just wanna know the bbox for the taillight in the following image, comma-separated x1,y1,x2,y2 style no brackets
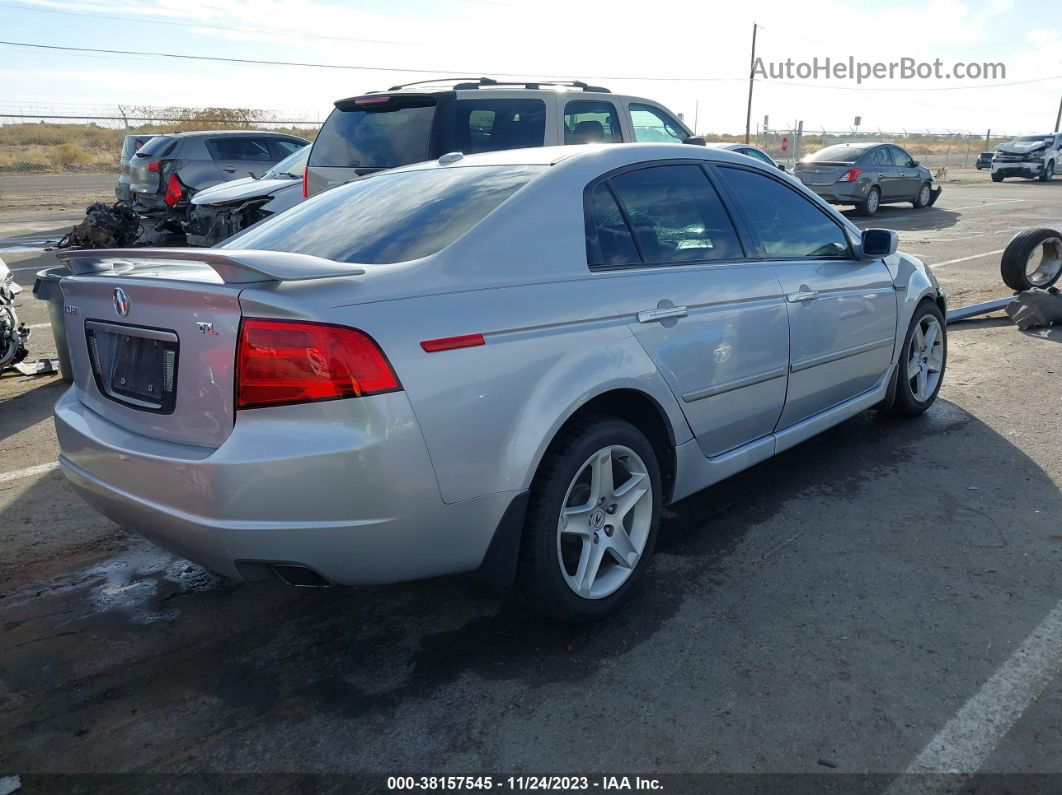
163,173,183,207
302,165,309,199
236,319,400,410
837,168,863,183
146,159,160,173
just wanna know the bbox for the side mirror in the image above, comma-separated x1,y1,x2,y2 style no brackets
777,162,787,172
683,136,707,146
909,160,919,168
861,228,898,259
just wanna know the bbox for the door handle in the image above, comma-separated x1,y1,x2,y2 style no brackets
222,166,236,173
786,291,819,303
878,172,886,177
637,306,688,323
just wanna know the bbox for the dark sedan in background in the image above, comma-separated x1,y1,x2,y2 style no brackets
793,142,937,216
976,151,996,170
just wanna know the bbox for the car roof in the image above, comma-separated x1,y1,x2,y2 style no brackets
155,130,308,140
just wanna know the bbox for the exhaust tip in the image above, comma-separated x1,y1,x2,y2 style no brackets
270,564,332,588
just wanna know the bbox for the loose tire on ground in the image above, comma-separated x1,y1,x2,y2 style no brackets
518,416,662,623
883,299,946,417
1000,228,1062,291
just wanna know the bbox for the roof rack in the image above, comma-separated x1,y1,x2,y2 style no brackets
381,77,610,93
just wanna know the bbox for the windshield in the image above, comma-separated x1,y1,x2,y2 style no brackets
803,144,868,163
309,101,436,169
225,165,544,264
1012,135,1053,144
263,145,310,179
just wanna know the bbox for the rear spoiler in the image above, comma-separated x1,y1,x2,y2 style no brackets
55,248,365,284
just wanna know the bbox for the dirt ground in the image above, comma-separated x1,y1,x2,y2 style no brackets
0,171,1060,790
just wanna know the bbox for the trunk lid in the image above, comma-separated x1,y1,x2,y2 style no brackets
56,249,363,449
794,161,851,185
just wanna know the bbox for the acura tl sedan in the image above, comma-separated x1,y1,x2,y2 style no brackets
794,142,938,216
54,144,947,622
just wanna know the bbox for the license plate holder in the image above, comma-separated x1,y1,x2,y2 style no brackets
109,334,166,404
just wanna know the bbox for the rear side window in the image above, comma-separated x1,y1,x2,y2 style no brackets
629,104,685,144
741,147,774,165
718,166,850,258
309,101,436,169
225,165,544,264
135,136,177,157
586,164,743,267
455,99,546,154
864,147,890,167
586,183,640,267
564,101,622,144
209,138,273,161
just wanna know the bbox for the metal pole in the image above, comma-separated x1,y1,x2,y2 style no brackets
744,22,757,145
1055,95,1061,132
694,100,699,135
985,128,991,149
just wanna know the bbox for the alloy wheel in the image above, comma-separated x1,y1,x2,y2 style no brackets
907,314,944,402
1025,236,1062,287
918,184,931,206
867,189,879,214
557,445,653,600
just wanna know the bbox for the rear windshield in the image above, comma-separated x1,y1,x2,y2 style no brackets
135,136,178,157
225,165,544,264
309,101,436,169
804,145,867,163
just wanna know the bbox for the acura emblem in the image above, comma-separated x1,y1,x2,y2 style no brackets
113,287,130,317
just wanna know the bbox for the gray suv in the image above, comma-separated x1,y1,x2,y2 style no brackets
128,130,309,222
306,77,698,196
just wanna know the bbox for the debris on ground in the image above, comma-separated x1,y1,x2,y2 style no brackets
1006,287,1062,330
13,357,61,377
53,201,142,249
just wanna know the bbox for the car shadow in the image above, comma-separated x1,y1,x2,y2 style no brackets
0,374,65,439
843,205,961,232
949,314,1062,343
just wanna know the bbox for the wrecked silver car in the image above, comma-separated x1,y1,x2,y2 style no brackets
183,145,309,246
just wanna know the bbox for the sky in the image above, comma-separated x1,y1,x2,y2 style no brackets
0,0,1059,135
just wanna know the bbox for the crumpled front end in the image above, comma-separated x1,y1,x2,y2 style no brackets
184,198,272,247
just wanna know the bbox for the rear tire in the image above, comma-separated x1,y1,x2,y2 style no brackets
1000,228,1062,291
912,182,932,209
856,186,880,216
518,416,662,623
884,300,946,417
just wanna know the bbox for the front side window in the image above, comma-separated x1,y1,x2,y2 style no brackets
629,104,685,144
272,138,305,159
889,146,914,167
226,165,544,264
718,166,850,259
600,164,743,265
564,101,622,144
455,99,546,154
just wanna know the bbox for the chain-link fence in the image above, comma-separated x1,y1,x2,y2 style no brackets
0,107,322,176
744,129,1015,171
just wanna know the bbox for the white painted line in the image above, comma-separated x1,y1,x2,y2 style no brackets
945,200,1025,212
894,599,1062,783
11,263,52,272
930,249,1006,269
0,461,59,484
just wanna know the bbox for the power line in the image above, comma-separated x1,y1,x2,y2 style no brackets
0,2,417,47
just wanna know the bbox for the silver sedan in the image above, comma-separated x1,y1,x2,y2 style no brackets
54,143,946,622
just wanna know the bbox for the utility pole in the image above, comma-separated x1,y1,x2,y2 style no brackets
744,22,758,145
1055,95,1061,132
985,128,991,149
694,100,699,135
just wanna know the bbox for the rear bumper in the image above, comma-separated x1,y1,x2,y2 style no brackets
54,387,514,585
801,182,869,205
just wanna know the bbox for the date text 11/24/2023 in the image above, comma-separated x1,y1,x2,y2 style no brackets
386,776,664,791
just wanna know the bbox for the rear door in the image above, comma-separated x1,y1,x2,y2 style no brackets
206,137,275,181
863,146,898,199
587,162,790,458
715,165,897,429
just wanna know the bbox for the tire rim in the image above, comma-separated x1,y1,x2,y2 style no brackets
907,314,944,402
557,445,652,600
1026,236,1062,287
867,189,879,213
919,184,931,206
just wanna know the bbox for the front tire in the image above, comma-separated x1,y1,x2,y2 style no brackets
992,172,1004,182
518,416,662,623
1039,161,1054,182
856,186,880,216
912,181,932,208
885,300,946,417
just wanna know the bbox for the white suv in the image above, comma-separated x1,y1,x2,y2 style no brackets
991,133,1060,182
304,77,698,196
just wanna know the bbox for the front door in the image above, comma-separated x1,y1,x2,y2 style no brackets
713,164,898,428
584,163,790,458
890,145,922,199
864,145,900,200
